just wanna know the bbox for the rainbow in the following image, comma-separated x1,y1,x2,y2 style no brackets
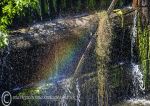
36,34,89,83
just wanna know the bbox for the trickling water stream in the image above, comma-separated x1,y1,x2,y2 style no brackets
115,10,150,106
131,63,145,97
76,79,81,106
60,79,72,106
131,10,145,97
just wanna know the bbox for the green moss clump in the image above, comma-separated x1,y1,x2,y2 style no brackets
138,15,150,90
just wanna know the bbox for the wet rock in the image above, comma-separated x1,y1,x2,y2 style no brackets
0,14,99,91
9,14,98,49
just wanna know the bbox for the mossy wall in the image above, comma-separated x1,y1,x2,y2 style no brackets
138,24,150,90
103,9,137,104
96,11,132,105
136,2,150,90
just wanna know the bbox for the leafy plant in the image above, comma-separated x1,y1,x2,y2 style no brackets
0,0,39,48
0,31,8,48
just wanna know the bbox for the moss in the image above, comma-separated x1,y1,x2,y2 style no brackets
137,15,150,90
96,11,112,106
113,9,124,27
18,88,42,96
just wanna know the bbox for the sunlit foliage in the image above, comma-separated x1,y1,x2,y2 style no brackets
0,0,129,48
0,0,39,48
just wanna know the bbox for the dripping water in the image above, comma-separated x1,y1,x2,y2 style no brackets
131,63,145,97
114,9,150,106
76,79,80,106
131,10,137,63
59,78,81,106
131,10,145,97
60,78,74,106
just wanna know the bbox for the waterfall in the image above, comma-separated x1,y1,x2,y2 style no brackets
76,79,80,106
60,78,73,106
59,78,81,106
60,95,68,106
132,63,145,97
115,9,150,106
131,10,137,63
131,10,145,97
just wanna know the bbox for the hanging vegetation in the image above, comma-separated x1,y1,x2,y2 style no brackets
0,0,127,49
138,24,150,90
137,13,150,90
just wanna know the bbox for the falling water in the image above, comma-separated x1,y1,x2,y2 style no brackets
131,10,145,97
76,79,80,106
131,10,137,63
131,63,145,97
59,78,81,106
114,9,150,106
60,95,68,106
60,78,74,106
